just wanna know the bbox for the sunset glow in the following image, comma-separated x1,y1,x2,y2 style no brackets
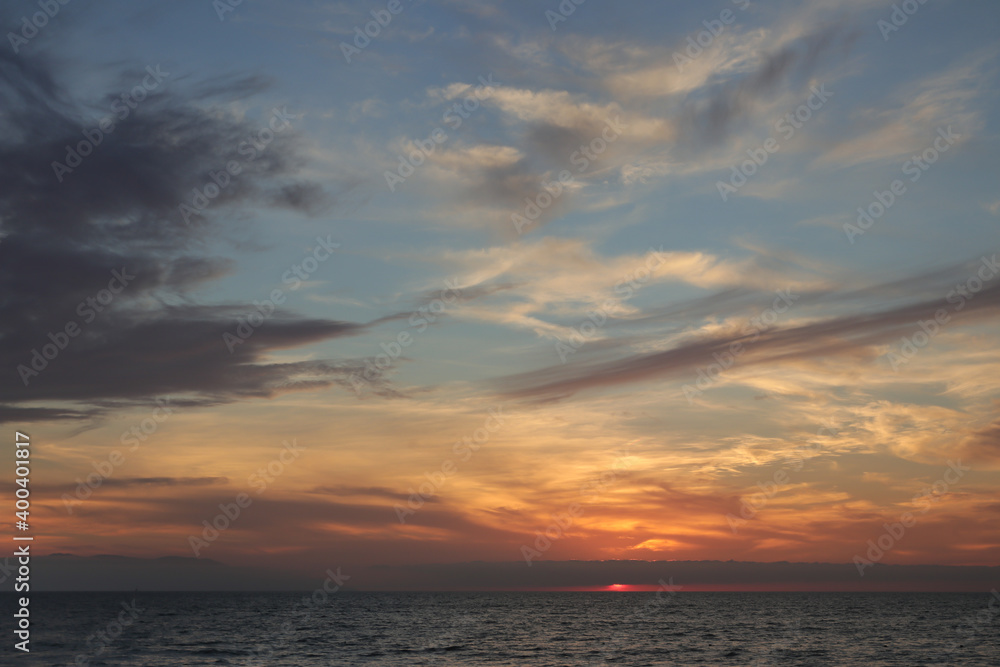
1,0,998,595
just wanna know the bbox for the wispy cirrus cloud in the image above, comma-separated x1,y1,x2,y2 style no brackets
815,52,993,169
494,261,1000,403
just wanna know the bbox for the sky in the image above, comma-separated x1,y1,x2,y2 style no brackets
1,0,999,591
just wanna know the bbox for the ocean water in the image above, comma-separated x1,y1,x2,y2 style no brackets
7,591,999,666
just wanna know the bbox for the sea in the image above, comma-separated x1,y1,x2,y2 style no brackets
6,592,999,666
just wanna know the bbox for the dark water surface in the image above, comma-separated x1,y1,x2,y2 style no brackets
5,591,999,666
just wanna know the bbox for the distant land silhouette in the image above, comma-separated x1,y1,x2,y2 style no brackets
7,555,998,592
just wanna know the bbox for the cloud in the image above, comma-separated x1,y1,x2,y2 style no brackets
0,52,378,416
404,237,831,340
308,485,422,502
674,22,859,150
815,53,991,169
956,419,1000,465
0,405,98,424
494,262,1000,402
10,477,230,494
415,18,859,233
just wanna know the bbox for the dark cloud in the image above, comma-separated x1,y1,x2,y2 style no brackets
525,123,590,163
0,52,379,419
447,154,577,238
95,476,230,488
677,23,859,149
308,485,423,502
49,489,524,561
957,419,1000,464
0,405,97,423
6,477,230,496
